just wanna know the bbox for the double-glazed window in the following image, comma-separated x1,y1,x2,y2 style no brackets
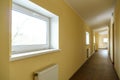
12,3,50,54
11,0,59,61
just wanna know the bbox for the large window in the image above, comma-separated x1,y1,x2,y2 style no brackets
11,0,59,61
12,3,50,54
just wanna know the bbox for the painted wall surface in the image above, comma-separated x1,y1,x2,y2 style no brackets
10,0,94,80
90,29,94,55
98,34,108,49
114,0,120,78
109,17,114,62
93,32,97,52
95,32,99,51
0,0,11,80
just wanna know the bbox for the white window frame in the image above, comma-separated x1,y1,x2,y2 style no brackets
12,3,50,54
11,0,59,61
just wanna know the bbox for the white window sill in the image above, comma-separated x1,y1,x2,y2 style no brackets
10,49,61,61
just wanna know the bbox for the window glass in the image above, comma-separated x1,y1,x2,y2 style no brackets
103,38,108,43
11,0,59,60
12,4,50,54
12,10,48,45
86,32,90,45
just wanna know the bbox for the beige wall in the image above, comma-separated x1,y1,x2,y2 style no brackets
9,0,94,80
114,0,120,78
98,34,108,49
0,0,11,80
94,32,99,51
90,28,94,55
109,17,114,62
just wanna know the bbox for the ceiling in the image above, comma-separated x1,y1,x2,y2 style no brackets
94,26,108,34
64,0,116,32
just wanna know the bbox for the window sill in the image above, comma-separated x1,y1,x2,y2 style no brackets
10,49,61,61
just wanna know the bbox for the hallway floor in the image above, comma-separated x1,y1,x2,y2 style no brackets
70,49,119,80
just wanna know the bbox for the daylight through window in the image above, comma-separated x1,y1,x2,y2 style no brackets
12,3,50,54
86,32,90,45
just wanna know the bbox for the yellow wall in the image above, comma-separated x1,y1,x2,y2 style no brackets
94,32,99,51
0,0,11,80
114,0,120,78
5,0,94,80
109,17,114,62
89,28,94,56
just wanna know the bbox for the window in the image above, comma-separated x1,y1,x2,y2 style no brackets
12,4,50,54
93,36,95,43
11,0,59,61
103,38,108,43
86,32,90,45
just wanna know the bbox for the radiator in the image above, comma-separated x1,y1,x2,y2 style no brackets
34,64,58,80
87,48,90,58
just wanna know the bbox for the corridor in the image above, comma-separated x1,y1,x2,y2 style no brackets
2,0,120,80
70,49,119,80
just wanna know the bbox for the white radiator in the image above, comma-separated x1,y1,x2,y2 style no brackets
34,64,58,80
87,48,91,58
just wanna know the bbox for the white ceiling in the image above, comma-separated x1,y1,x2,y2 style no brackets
94,26,108,34
99,31,108,35
64,0,116,30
